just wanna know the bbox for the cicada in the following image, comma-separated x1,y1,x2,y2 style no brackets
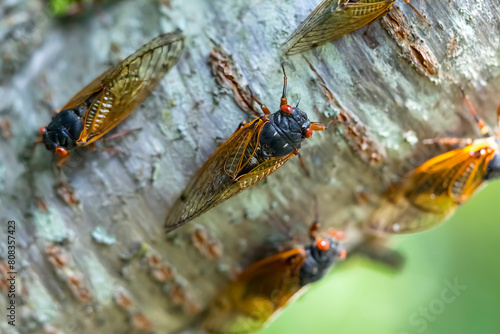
367,94,500,235
281,0,426,56
164,66,326,232
203,228,346,334
40,31,185,165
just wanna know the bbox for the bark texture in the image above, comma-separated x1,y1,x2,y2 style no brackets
1,0,500,333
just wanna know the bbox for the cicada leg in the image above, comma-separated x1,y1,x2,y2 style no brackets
308,200,321,241
297,153,311,177
355,234,404,270
56,153,70,167
236,120,249,130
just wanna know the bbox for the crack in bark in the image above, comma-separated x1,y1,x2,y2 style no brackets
382,6,439,77
303,57,386,165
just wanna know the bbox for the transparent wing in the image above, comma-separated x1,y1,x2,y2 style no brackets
368,141,496,234
165,118,266,232
60,31,185,145
204,249,306,334
408,143,495,211
282,0,393,55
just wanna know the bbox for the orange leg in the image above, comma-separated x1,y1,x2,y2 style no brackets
309,199,320,241
297,153,311,177
310,122,326,131
55,154,70,167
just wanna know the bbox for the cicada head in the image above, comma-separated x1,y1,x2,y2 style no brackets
485,139,500,180
299,237,345,286
41,108,84,156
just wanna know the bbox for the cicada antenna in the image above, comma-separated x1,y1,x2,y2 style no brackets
308,197,320,241
281,63,288,107
461,88,491,137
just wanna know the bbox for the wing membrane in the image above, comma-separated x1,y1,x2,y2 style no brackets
165,118,296,232
369,141,497,234
204,249,306,334
282,0,394,55
60,31,185,145
165,119,266,231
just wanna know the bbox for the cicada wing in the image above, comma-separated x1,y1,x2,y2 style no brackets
368,142,497,234
204,249,306,334
408,143,496,211
164,119,267,232
65,31,185,145
282,0,393,55
225,119,264,177
232,153,295,190
60,68,113,111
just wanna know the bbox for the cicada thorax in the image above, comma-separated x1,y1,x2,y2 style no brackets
234,107,312,177
259,107,312,156
203,235,345,334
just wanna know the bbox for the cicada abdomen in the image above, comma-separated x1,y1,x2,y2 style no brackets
164,66,326,232
40,31,185,165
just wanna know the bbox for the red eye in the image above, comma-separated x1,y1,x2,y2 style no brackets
316,239,329,251
339,249,347,260
280,105,293,114
55,147,68,156
305,128,313,138
40,126,47,135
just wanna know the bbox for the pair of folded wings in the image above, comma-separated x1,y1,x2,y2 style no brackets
60,31,185,145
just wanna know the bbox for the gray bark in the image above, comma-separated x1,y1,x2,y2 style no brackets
1,0,499,333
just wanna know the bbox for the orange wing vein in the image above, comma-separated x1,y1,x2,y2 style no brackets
60,31,185,145
282,0,394,55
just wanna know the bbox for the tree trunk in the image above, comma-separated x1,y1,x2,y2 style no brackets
1,0,499,333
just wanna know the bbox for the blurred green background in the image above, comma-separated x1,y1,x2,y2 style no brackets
260,181,500,334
